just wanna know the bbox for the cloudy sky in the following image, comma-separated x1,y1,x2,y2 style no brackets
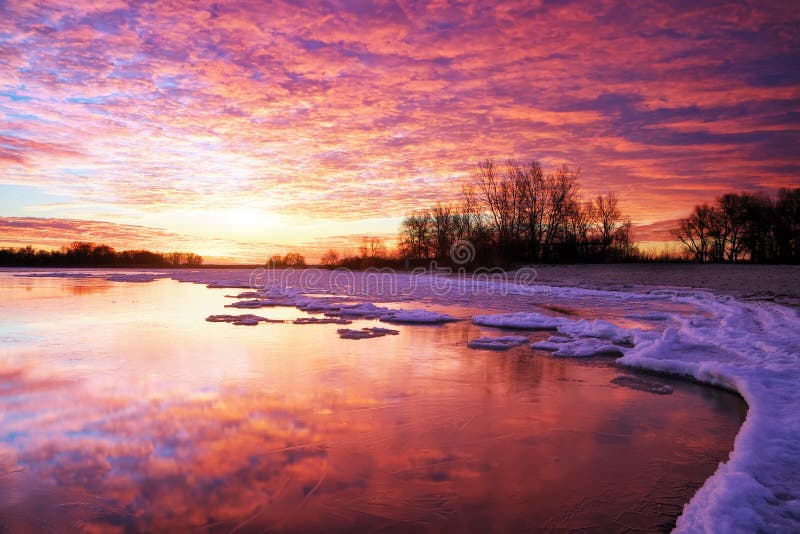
1,0,798,262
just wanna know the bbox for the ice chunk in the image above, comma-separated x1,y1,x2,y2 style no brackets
558,319,634,344
532,336,624,357
296,299,351,312
225,296,297,308
293,317,352,325
225,299,277,309
610,374,673,395
337,327,399,340
328,302,391,318
467,335,529,351
474,312,633,343
530,340,561,352
379,309,459,324
472,312,561,330
205,314,284,326
226,291,261,299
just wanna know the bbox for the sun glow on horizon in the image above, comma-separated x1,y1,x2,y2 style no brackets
0,0,797,259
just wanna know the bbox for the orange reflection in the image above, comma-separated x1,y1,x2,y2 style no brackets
0,274,745,531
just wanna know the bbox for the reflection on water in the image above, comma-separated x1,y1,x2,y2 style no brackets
0,273,746,532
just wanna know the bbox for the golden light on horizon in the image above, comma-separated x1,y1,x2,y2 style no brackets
0,0,797,261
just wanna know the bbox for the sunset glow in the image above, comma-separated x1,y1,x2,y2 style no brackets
1,0,798,261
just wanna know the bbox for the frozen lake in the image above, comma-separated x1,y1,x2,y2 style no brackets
0,270,747,531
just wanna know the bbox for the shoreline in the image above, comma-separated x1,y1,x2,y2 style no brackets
519,263,800,306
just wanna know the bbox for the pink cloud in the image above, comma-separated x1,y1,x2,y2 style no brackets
0,0,797,245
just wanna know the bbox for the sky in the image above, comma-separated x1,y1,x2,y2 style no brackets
1,0,798,262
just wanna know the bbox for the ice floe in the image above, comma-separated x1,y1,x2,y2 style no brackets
337,327,399,340
531,336,625,357
225,299,278,309
205,314,284,326
327,302,392,318
472,311,561,330
474,311,633,344
467,335,529,351
379,309,459,324
293,317,352,325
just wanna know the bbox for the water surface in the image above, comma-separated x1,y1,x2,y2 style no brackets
0,272,746,532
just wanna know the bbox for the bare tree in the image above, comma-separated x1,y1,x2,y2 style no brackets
673,204,713,262
475,159,518,259
566,199,594,257
431,203,456,259
595,192,621,259
541,165,579,259
515,160,546,260
320,249,340,267
718,193,747,262
775,188,800,262
399,210,432,258
359,237,387,259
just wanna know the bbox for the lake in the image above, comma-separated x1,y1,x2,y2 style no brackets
0,270,746,532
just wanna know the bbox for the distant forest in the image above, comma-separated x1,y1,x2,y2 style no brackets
673,188,800,264
0,242,203,267
312,160,799,269
397,159,636,266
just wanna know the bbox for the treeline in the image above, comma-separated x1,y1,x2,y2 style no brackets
318,237,399,269
0,242,203,267
673,188,800,263
398,159,637,266
267,252,307,268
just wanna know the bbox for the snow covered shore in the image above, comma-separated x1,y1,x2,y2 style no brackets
11,266,800,531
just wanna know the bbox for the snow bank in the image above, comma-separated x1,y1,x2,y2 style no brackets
474,290,800,531
468,335,529,351
617,297,800,533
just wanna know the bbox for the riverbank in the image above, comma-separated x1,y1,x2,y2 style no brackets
523,263,800,305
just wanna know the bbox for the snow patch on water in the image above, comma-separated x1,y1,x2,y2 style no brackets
531,336,625,357
292,317,352,325
467,335,529,351
328,302,392,318
337,327,399,340
206,314,284,326
474,311,633,344
472,311,561,330
380,309,459,324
